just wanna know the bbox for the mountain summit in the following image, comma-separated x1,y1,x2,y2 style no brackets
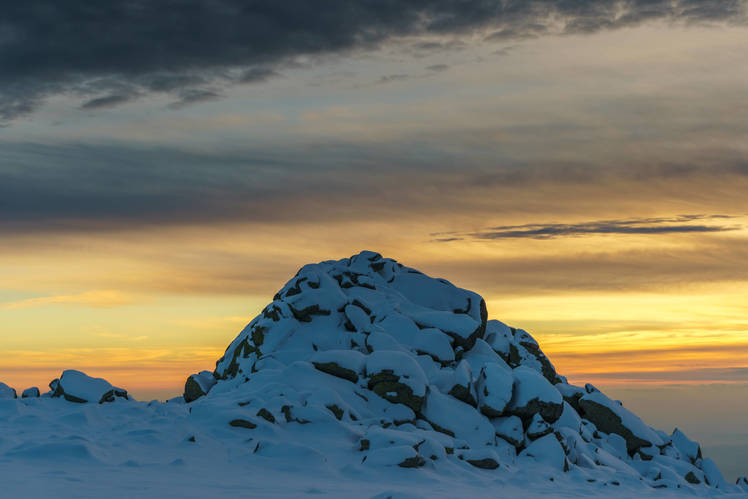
183,251,739,492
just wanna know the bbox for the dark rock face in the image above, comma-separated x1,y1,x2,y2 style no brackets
577,399,651,454
21,387,40,398
513,397,564,424
313,362,359,383
466,457,499,470
398,455,426,468
367,372,424,413
184,371,217,403
229,419,257,429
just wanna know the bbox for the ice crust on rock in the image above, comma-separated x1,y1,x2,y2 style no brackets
2,251,743,497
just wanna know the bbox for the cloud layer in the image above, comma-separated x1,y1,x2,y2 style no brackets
2,0,746,122
433,215,742,240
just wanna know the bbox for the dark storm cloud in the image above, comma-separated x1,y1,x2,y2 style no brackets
1,137,747,236
1,0,746,122
464,216,740,240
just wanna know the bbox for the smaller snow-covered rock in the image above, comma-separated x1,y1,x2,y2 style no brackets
0,382,17,399
443,360,476,406
458,448,500,469
184,371,217,403
366,351,427,412
53,370,128,403
526,413,552,440
21,387,40,398
344,303,372,332
492,416,524,448
422,386,495,447
552,401,582,432
475,363,513,418
413,328,455,363
737,476,748,491
507,366,563,423
699,457,730,489
520,433,567,472
671,428,701,462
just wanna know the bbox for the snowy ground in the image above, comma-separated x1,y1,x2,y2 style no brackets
2,397,743,499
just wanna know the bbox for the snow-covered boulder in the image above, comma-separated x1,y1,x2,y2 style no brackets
526,413,552,440
52,370,128,403
475,363,513,418
184,370,217,403
699,457,730,489
578,390,663,454
443,360,476,406
21,387,40,398
520,433,567,471
0,382,17,399
492,415,524,448
365,351,427,412
737,476,748,491
671,428,701,462
507,366,563,423
421,386,494,447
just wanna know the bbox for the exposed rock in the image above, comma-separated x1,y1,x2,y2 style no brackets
21,387,40,398
229,419,257,429
578,391,663,454
184,370,217,403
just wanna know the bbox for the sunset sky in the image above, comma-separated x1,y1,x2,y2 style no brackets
1,0,748,478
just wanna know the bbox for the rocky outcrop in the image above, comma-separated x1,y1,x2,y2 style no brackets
51,370,128,403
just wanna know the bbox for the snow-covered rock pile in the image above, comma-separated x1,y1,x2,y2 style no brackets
179,251,743,492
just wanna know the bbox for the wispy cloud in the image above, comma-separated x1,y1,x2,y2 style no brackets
446,215,741,241
3,290,136,310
